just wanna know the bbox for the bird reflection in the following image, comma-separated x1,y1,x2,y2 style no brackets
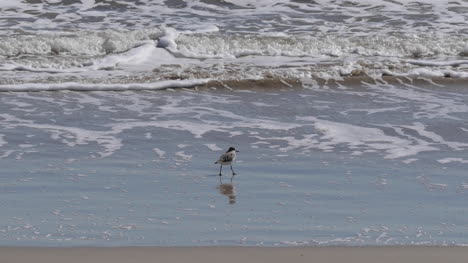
217,177,236,204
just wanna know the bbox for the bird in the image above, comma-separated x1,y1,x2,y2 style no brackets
215,146,239,176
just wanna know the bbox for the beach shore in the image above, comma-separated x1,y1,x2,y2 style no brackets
2,247,467,263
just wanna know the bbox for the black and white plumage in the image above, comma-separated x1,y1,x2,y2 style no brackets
215,147,239,176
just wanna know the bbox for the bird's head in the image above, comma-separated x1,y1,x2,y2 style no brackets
227,147,239,153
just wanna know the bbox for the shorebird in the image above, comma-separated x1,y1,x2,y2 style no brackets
215,146,239,176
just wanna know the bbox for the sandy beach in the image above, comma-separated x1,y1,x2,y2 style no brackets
2,246,468,263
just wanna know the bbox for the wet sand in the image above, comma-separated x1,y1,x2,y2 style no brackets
1,87,468,246
2,247,468,263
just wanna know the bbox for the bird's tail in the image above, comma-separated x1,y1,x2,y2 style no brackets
214,161,218,164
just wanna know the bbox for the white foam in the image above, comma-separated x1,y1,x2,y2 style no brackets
0,0,26,9
0,79,210,92
175,151,192,161
157,26,179,50
401,122,468,151
405,59,468,67
153,148,166,159
108,120,220,139
383,68,468,78
362,81,468,120
204,144,222,151
0,150,14,159
0,29,164,57
341,106,405,115
2,24,468,86
181,25,220,35
437,158,468,164
296,116,438,159
461,44,468,56
0,64,81,74
91,41,162,70
403,158,418,164
251,102,275,107
30,124,121,158
0,113,120,158
80,0,95,10
426,183,448,191
0,134,6,147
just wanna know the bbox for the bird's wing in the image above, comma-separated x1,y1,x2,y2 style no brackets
215,153,224,164
222,153,233,162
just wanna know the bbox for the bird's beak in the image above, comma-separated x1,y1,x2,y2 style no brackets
236,150,239,152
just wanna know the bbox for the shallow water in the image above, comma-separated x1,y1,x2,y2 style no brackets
1,0,467,247
0,79,467,246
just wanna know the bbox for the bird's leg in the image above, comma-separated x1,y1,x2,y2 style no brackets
219,165,222,176
230,165,236,176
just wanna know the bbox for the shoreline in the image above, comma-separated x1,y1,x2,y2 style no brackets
1,75,467,93
2,246,468,263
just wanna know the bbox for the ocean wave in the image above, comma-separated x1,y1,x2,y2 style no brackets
0,79,210,92
1,26,467,91
0,29,164,57
174,33,468,59
1,0,466,35
1,75,467,92
1,28,466,60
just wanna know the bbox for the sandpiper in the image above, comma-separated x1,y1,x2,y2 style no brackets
215,147,239,176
